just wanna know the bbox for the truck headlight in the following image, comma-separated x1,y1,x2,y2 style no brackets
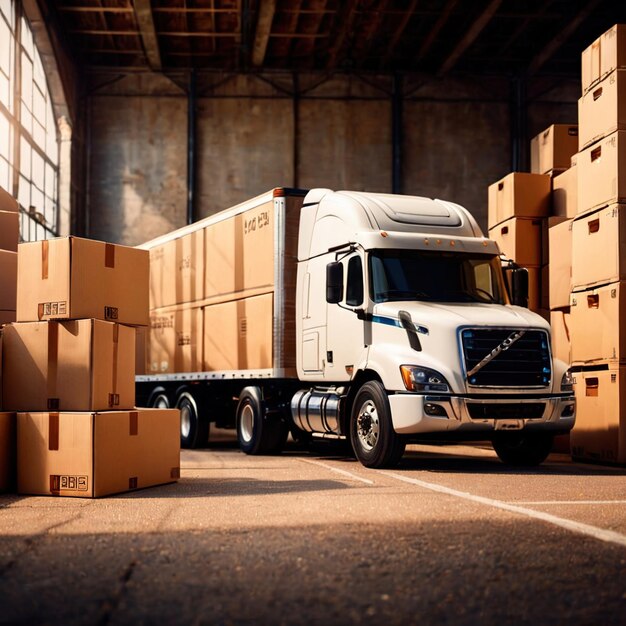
561,369,574,392
400,365,450,393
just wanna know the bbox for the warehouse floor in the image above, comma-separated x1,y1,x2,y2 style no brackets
1,436,625,625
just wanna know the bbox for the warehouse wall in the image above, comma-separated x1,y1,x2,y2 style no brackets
84,72,578,246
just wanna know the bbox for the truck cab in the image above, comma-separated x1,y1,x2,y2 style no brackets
293,189,575,467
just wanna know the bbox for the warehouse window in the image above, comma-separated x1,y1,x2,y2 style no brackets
0,0,60,242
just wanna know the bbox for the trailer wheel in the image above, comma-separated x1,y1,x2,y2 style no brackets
177,391,209,449
236,387,287,455
149,391,170,409
492,433,553,466
350,381,405,468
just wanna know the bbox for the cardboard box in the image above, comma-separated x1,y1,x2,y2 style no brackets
0,412,16,492
2,320,135,411
577,131,626,215
571,204,626,290
0,249,17,311
548,219,572,309
0,211,19,252
17,237,149,326
579,70,626,150
570,282,626,365
0,311,15,326
0,187,18,213
17,409,181,497
550,309,571,365
148,304,202,374
581,25,626,94
487,173,551,229
572,366,626,465
530,125,578,174
203,292,273,371
149,229,204,309
488,217,545,267
551,166,577,219
205,200,275,301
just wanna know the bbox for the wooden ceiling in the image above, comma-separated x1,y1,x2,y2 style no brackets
46,0,625,77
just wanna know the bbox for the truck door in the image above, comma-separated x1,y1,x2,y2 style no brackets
325,252,368,381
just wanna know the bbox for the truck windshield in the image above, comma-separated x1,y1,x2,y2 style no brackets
369,249,507,304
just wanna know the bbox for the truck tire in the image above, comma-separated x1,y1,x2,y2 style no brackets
148,389,170,409
492,433,553,466
177,390,209,449
350,381,405,468
236,387,287,455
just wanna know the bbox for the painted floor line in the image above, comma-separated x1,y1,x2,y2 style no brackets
299,459,375,485
383,471,626,548
509,500,626,506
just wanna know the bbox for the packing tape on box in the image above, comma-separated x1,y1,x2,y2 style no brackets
41,240,49,280
48,413,59,451
105,243,115,269
109,324,119,407
47,322,59,410
129,411,138,436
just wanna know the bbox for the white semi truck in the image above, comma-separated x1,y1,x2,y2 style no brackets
136,187,575,468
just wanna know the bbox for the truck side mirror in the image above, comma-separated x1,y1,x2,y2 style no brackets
326,262,344,304
511,268,529,307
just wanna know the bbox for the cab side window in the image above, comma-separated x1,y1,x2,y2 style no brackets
346,256,364,306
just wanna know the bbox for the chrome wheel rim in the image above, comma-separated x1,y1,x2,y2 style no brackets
154,394,169,409
240,403,254,443
180,404,191,439
356,400,379,451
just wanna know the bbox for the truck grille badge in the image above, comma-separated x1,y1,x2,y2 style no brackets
466,330,526,378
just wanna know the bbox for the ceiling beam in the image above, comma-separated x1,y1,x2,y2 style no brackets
382,0,419,66
416,0,459,62
356,0,391,67
252,0,277,66
526,0,602,76
438,0,502,75
133,0,162,70
326,0,359,70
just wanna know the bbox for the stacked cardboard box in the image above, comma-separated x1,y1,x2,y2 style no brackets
487,172,551,316
570,24,626,465
0,187,19,491
1,236,181,497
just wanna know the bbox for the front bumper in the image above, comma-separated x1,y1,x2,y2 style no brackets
389,392,575,435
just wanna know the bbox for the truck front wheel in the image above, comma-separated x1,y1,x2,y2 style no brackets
350,381,405,468
236,387,287,455
492,432,553,466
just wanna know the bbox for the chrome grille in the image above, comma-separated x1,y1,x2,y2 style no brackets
461,328,551,388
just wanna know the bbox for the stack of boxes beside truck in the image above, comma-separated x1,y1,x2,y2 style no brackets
0,188,19,493
569,24,626,464
0,235,180,497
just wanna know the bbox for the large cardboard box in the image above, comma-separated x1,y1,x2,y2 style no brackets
204,201,275,301
17,409,181,497
487,172,551,229
572,366,626,465
2,320,135,411
17,237,149,326
570,282,626,365
0,187,18,213
0,249,17,312
203,292,273,371
149,230,204,309
571,204,626,290
577,131,626,215
0,211,19,252
0,412,16,492
579,70,626,150
530,125,578,174
148,304,202,374
552,166,577,219
488,217,544,267
550,309,571,365
581,24,626,94
548,219,572,309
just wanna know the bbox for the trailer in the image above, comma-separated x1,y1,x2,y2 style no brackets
136,187,575,468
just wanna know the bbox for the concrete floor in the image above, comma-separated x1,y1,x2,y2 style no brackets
1,435,625,625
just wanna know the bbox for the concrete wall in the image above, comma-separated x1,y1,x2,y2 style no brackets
85,72,578,245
